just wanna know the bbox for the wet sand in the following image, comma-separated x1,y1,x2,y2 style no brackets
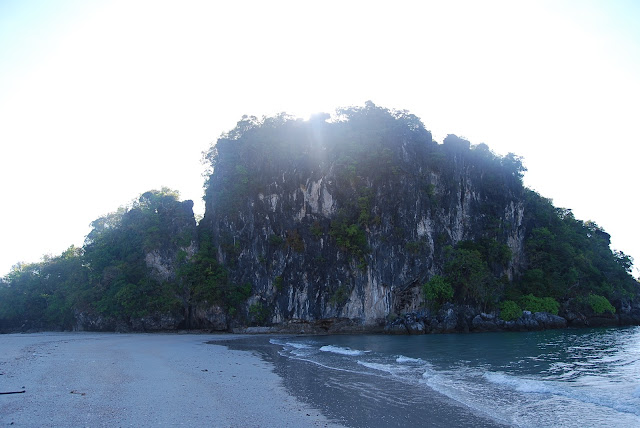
225,337,509,428
0,332,342,427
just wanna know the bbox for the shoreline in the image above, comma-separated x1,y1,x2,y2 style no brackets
221,335,509,428
5,304,629,336
0,332,343,427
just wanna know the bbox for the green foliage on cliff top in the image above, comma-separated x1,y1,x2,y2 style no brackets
202,102,436,213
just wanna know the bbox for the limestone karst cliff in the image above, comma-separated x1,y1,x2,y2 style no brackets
1,103,638,333
197,103,639,332
200,106,527,328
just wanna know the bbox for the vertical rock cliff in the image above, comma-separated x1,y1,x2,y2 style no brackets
200,104,528,327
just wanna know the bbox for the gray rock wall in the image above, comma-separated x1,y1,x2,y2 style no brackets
202,139,526,327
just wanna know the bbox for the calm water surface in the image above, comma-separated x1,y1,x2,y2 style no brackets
249,327,640,427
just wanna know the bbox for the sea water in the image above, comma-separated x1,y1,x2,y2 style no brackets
259,327,640,427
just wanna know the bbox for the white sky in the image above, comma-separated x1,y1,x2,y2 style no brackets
1,0,639,277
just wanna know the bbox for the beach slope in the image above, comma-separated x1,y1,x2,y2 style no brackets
0,332,341,427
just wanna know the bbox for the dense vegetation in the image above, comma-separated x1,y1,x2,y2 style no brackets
0,188,246,330
504,190,636,317
1,103,638,331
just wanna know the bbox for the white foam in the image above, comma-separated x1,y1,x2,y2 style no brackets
357,361,401,374
396,355,424,364
421,370,435,380
483,371,640,416
288,356,371,376
286,342,312,349
319,345,367,356
270,339,314,354
483,372,554,394
292,349,313,357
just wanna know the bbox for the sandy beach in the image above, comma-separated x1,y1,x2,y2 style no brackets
0,332,342,427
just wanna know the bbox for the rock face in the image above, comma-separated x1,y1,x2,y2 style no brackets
385,307,568,334
200,111,527,329
533,312,568,329
617,299,640,325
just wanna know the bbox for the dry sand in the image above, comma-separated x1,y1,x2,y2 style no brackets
0,332,343,427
